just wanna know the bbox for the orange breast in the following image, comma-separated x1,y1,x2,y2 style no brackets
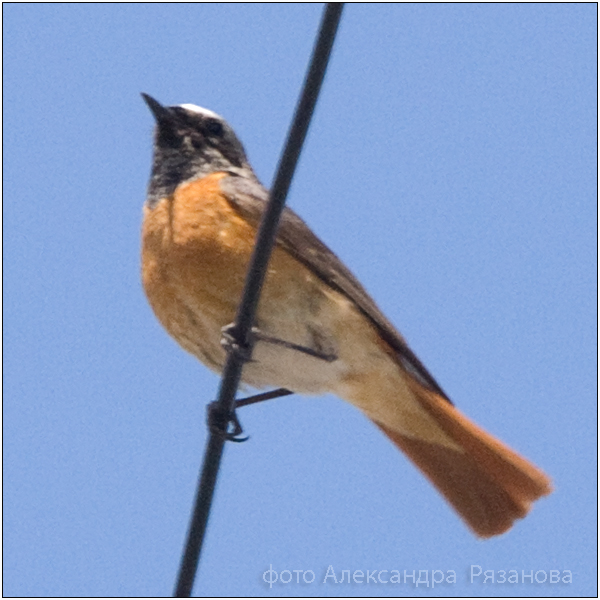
141,173,259,369
141,172,330,375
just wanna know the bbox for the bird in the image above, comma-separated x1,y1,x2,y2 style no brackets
140,93,552,538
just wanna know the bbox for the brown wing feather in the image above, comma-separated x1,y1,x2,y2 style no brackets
219,174,451,401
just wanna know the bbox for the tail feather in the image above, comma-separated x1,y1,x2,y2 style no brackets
373,379,552,538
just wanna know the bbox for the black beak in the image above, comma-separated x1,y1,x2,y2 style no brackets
141,93,173,123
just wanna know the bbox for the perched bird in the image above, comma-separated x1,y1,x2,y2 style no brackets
141,94,552,538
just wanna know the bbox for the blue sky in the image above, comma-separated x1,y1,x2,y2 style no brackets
4,4,596,597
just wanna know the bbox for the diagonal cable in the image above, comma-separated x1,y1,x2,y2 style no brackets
173,4,344,597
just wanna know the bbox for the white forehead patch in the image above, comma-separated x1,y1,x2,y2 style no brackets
178,103,222,120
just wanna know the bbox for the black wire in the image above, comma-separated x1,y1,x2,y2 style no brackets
173,4,344,597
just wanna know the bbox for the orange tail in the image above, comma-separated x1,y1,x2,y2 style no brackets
373,378,552,538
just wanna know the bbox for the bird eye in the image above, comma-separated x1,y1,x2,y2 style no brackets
205,119,223,136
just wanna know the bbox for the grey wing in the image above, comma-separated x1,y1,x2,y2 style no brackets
220,174,452,403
